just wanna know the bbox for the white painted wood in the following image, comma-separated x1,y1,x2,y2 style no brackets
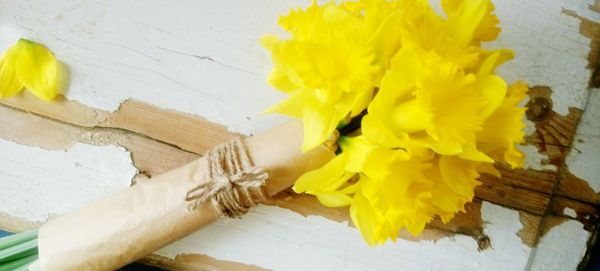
566,89,600,192
157,202,532,271
491,0,597,116
490,0,599,171
0,138,135,223
1,0,596,137
0,0,301,135
529,220,590,271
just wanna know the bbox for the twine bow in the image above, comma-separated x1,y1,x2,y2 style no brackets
185,138,269,218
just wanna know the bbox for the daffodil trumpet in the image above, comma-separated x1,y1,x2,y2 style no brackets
263,0,528,245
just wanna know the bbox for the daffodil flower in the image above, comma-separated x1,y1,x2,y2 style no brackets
477,81,528,168
0,39,60,101
399,0,501,69
364,46,488,156
262,2,380,151
269,0,528,246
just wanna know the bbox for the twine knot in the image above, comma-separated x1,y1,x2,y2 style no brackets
185,138,269,218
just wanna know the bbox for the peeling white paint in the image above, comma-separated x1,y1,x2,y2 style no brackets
529,220,590,271
0,138,135,223
567,89,600,193
0,0,303,135
156,202,531,271
1,0,597,136
518,144,557,171
491,0,598,116
563,207,578,218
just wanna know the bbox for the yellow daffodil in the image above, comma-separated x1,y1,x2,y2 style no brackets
0,39,59,101
293,136,373,207
477,81,528,168
441,0,501,44
270,0,528,246
426,155,481,223
262,2,379,151
364,46,488,156
400,0,500,69
343,0,408,82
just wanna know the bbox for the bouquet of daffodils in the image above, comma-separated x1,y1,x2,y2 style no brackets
261,0,527,245
0,0,527,269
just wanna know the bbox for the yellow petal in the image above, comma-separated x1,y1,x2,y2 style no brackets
259,35,278,50
458,144,494,163
350,188,380,246
362,114,408,149
477,49,514,77
478,163,501,178
302,105,341,152
262,89,316,118
367,10,404,80
293,154,349,193
0,47,24,98
477,74,507,118
316,192,353,207
338,136,375,172
443,0,487,45
392,99,433,133
438,156,481,199
478,81,528,168
349,87,374,117
14,39,59,101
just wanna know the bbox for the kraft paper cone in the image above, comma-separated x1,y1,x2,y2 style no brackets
37,121,334,270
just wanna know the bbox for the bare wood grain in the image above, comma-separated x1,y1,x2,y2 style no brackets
141,254,271,271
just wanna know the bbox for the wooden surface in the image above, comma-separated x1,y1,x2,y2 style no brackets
0,0,599,270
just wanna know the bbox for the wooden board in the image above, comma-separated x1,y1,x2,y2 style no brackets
0,0,599,270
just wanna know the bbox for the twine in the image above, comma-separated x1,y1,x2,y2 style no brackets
185,138,269,218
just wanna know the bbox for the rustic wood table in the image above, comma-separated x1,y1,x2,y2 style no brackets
0,0,599,270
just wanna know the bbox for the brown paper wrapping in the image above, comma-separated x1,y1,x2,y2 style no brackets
37,121,334,271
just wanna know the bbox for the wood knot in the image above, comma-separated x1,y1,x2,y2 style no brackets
477,235,491,252
526,86,553,122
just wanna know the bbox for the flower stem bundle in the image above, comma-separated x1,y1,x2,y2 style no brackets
0,230,38,270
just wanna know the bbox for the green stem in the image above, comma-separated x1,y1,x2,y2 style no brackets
0,238,37,263
338,110,367,136
0,254,38,271
0,230,37,251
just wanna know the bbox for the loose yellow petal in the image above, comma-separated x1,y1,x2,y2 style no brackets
0,47,24,98
14,39,59,101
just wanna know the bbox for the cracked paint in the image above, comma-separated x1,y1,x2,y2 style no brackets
0,138,136,223
566,89,600,194
529,219,590,271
